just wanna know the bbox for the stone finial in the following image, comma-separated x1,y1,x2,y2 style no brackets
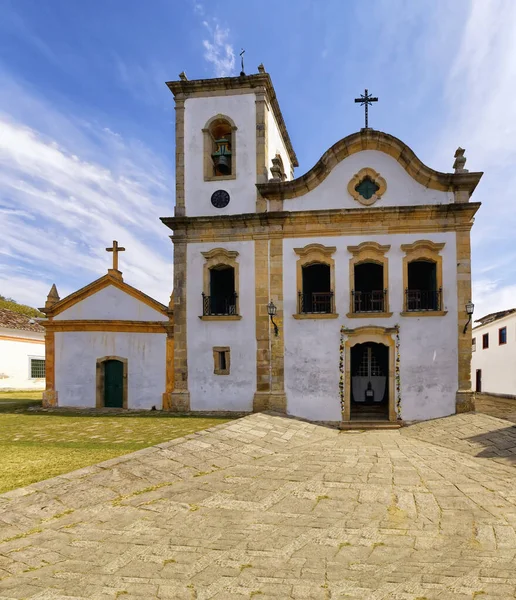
257,63,266,74
270,155,286,182
179,71,188,81
45,284,60,310
168,293,174,310
453,147,469,173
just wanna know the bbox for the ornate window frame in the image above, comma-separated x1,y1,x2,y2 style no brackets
347,242,391,318
401,240,447,317
293,243,338,319
347,167,387,206
200,248,241,321
340,325,398,422
96,356,128,409
203,114,237,182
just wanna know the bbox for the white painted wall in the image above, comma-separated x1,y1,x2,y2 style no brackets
55,331,166,408
184,94,257,217
186,241,256,411
55,285,167,321
471,313,516,395
267,103,292,180
0,329,45,390
285,150,454,212
283,232,458,422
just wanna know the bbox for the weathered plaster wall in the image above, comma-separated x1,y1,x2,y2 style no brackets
184,94,257,217
187,241,256,411
267,104,292,180
286,150,454,212
55,331,166,408
0,329,45,390
283,232,458,422
472,314,516,395
55,285,167,321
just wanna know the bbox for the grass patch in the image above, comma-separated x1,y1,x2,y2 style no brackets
0,391,233,494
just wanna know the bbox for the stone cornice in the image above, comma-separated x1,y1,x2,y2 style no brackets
255,129,483,200
161,203,481,241
166,73,298,168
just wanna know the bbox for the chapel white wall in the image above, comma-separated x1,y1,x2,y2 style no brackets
184,94,257,217
0,329,45,390
186,241,256,411
55,285,167,321
283,232,458,422
285,150,454,212
471,314,516,395
54,331,166,408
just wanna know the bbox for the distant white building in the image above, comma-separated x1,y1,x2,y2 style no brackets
0,308,45,390
471,309,516,397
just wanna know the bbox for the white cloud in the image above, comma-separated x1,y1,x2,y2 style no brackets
202,20,235,77
0,71,174,308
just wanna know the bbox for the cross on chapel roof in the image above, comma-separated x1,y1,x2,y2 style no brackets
106,240,125,280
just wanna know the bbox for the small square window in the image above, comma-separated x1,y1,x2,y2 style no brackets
472,338,476,352
30,358,45,379
499,327,507,345
213,347,230,375
482,333,489,349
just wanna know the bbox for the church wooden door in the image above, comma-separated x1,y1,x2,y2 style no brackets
104,360,124,408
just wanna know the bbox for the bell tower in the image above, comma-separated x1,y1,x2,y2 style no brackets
166,67,298,218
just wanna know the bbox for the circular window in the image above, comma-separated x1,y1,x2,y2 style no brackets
211,189,230,209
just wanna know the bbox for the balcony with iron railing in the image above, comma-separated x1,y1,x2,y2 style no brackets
351,289,387,313
405,288,442,312
298,291,334,314
202,292,238,316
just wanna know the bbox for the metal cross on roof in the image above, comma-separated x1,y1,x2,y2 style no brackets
106,240,125,271
354,89,378,129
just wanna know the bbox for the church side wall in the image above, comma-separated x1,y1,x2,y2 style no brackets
283,232,458,422
267,105,292,180
54,286,168,321
285,151,454,212
471,315,516,395
0,330,45,390
54,331,166,409
184,94,257,217
186,241,256,411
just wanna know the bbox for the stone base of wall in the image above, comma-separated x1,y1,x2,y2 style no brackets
42,390,58,408
456,390,475,413
253,392,287,413
475,391,516,402
162,391,190,412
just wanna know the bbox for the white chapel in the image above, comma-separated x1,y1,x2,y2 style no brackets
42,67,483,425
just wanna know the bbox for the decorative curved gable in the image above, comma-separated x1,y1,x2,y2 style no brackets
256,129,483,201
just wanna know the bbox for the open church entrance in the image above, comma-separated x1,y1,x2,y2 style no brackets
350,342,389,420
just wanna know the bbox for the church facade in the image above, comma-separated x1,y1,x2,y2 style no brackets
43,68,483,424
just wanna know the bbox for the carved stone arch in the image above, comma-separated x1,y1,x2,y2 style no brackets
96,356,128,409
203,114,238,181
340,325,398,422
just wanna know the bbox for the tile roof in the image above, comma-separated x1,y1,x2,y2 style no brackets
0,308,45,333
474,308,516,327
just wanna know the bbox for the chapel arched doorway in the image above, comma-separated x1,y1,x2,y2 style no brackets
96,356,128,409
350,342,389,420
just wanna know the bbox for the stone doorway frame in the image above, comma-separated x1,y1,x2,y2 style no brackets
341,325,398,422
96,356,128,409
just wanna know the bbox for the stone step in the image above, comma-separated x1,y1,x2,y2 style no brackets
339,420,403,430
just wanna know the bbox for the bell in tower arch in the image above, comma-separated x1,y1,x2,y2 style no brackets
212,137,232,176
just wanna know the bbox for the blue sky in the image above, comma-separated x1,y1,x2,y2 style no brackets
0,0,514,318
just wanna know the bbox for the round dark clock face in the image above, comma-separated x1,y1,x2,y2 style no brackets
211,189,230,209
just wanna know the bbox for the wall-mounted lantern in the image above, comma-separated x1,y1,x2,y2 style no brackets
463,300,474,334
267,301,279,337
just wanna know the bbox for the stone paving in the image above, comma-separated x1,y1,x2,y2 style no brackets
0,412,516,599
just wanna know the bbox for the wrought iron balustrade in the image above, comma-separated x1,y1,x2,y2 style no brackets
298,291,334,314
352,289,387,313
202,292,238,316
405,288,442,311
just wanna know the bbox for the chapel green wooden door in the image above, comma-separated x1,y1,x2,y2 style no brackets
104,360,124,408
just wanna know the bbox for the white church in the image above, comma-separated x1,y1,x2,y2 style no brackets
41,67,483,425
